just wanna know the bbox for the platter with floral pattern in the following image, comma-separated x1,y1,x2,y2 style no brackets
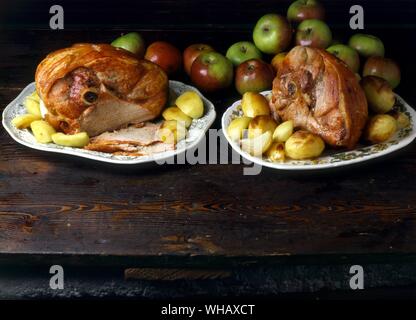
2,81,216,165
222,91,416,170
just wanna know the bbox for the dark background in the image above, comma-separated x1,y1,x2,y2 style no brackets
0,0,415,105
1,0,415,30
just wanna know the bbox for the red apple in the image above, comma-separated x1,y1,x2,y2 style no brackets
190,52,233,92
145,41,182,75
183,44,215,76
363,56,401,89
235,59,275,95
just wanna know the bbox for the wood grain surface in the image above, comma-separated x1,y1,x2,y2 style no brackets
0,3,416,268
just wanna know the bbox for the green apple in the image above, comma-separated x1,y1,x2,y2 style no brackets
111,32,145,58
226,41,262,66
348,34,385,58
253,14,292,54
327,44,360,73
295,19,332,48
287,0,325,23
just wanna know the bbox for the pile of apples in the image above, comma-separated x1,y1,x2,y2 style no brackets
111,0,401,106
107,0,409,162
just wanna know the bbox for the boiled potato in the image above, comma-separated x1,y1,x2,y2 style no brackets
29,91,40,102
52,132,90,148
361,76,395,114
162,106,192,128
24,96,41,117
11,114,41,129
285,130,325,160
241,131,272,157
364,114,397,144
227,116,251,141
175,91,204,119
241,92,270,117
392,111,410,129
265,142,285,162
273,120,294,142
158,120,187,144
30,120,56,143
248,115,277,139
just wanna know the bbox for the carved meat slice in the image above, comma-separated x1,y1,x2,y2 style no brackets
90,122,161,146
85,122,174,156
270,46,368,148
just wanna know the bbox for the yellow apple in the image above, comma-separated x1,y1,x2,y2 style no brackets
175,91,204,119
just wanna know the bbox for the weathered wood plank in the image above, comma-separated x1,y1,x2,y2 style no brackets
0,25,416,267
0,130,415,260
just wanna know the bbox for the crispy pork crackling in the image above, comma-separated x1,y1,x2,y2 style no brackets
35,43,168,137
270,46,368,148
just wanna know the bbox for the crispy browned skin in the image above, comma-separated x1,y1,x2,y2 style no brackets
35,43,168,137
270,46,368,148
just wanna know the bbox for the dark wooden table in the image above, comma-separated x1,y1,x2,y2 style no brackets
1,0,416,298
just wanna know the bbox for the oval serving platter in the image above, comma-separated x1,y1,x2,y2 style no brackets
222,91,416,170
2,80,216,165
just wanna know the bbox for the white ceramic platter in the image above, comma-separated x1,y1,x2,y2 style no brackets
222,91,416,170
2,80,216,165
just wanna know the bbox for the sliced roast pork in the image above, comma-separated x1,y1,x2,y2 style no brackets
85,122,174,156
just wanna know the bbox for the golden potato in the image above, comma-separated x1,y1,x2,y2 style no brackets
158,120,187,144
52,132,90,148
248,115,277,139
162,106,192,128
265,142,285,162
227,116,251,141
29,91,40,103
11,114,41,129
30,120,56,143
241,131,272,157
285,130,325,160
392,111,410,129
273,120,294,142
175,91,204,119
24,96,41,117
241,92,270,117
364,114,397,144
